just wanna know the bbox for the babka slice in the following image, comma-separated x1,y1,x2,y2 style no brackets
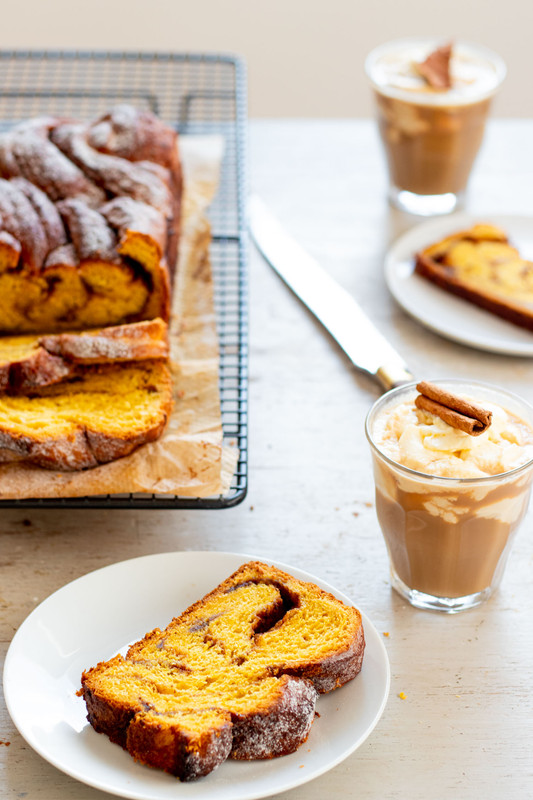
0,361,173,470
79,561,365,781
0,106,182,333
0,318,169,392
414,223,533,331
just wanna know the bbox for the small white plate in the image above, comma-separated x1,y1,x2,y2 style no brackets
3,551,390,800
385,213,533,355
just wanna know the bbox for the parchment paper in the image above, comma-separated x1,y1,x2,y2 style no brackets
0,136,239,500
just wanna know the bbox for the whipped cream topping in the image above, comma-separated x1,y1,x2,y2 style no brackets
373,397,533,479
365,40,506,105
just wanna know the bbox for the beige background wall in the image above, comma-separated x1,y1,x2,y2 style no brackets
2,0,531,117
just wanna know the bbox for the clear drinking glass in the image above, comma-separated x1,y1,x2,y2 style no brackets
365,381,533,613
365,39,506,216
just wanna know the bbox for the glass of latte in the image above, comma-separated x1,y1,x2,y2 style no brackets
365,39,506,216
366,380,533,613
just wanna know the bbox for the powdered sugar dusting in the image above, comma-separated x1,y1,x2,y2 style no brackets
10,176,66,252
230,676,317,760
87,105,178,171
101,196,166,250
2,121,105,205
0,105,178,333
0,178,48,268
57,198,117,262
51,122,172,212
40,319,168,362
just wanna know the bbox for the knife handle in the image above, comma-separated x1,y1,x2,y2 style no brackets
376,364,415,393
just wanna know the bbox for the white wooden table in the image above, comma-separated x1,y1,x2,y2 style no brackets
1,119,533,799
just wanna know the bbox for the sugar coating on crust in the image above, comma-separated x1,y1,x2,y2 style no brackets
40,319,169,363
51,122,172,212
10,176,66,253
230,675,317,760
57,198,118,263
4,119,106,205
0,106,180,334
0,319,169,398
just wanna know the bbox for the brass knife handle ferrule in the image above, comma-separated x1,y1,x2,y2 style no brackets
376,364,415,393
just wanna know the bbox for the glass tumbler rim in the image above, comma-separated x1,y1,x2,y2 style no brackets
364,37,507,105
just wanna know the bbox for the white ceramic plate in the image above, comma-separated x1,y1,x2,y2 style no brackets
3,551,390,800
385,213,533,355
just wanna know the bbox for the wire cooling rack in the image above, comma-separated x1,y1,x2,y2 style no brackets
0,50,248,509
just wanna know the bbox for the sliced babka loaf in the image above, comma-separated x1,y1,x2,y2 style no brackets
79,561,365,781
0,360,173,470
0,318,169,392
414,223,533,331
0,105,182,333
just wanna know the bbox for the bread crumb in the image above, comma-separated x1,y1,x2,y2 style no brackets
398,692,407,700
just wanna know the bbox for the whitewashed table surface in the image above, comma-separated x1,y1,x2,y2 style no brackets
1,119,533,799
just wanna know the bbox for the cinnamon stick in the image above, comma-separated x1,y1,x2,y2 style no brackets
415,42,453,90
415,381,492,436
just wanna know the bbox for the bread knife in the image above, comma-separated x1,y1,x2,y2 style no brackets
249,195,414,392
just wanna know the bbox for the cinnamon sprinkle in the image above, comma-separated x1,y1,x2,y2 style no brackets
415,381,492,436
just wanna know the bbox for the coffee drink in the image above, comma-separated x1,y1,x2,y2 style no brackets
365,40,506,215
366,381,533,612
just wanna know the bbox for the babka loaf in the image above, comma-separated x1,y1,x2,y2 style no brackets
414,223,533,331
0,318,169,392
0,105,181,333
79,561,365,781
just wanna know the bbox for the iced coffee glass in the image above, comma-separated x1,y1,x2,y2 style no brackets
365,380,533,613
365,40,506,216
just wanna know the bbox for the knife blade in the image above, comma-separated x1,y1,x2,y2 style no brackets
248,195,414,392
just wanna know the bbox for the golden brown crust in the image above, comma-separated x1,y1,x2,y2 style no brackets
41,318,169,363
0,344,70,393
126,709,233,780
0,230,21,272
88,105,180,171
415,252,533,332
50,121,173,211
0,177,49,270
101,196,166,257
9,176,67,253
229,675,318,761
57,197,118,263
79,561,365,780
